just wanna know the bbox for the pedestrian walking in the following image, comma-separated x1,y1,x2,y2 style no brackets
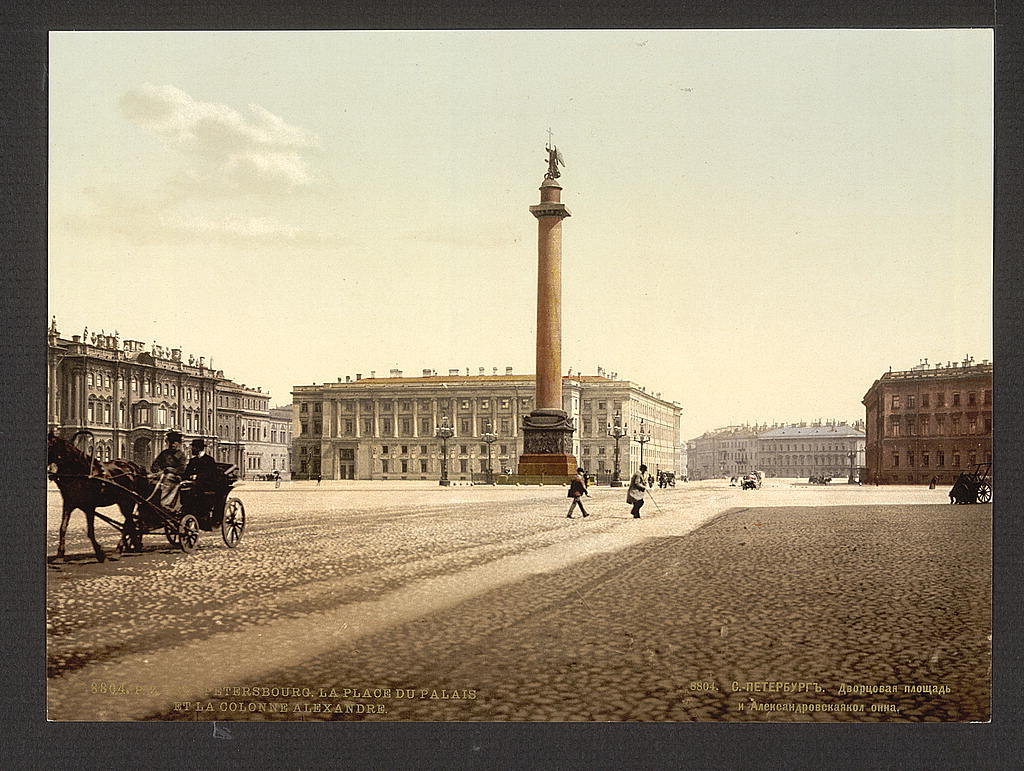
315,472,322,486
627,464,649,518
566,467,591,518
274,470,281,489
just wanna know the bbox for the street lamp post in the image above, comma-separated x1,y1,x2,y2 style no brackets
634,418,651,468
481,421,498,485
847,449,857,484
606,409,628,487
435,417,454,486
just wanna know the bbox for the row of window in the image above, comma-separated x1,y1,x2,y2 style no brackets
219,394,268,410
85,400,209,430
300,397,535,414
891,390,991,410
85,371,207,402
887,416,991,436
762,443,859,452
890,450,991,469
765,456,855,466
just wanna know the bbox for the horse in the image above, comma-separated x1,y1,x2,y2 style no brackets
47,433,153,563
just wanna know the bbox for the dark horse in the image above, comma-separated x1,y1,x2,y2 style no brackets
47,433,152,562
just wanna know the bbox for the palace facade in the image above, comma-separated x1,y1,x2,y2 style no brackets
861,358,993,485
47,320,290,477
292,368,682,481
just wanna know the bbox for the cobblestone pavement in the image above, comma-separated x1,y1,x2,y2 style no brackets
45,479,989,721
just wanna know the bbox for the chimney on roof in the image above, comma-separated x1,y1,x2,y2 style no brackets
390,368,402,377
346,375,351,383
465,368,470,376
356,373,362,380
493,367,498,375
479,367,485,375
449,368,459,376
505,366,513,375
423,369,432,377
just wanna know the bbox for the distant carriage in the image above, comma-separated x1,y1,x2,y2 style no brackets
948,463,992,504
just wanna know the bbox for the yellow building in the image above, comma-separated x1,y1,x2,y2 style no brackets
292,368,682,481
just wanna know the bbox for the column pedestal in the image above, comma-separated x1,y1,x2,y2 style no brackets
518,409,577,477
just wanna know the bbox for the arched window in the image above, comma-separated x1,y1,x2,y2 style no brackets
88,372,94,386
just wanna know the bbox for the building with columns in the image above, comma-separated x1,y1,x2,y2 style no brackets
862,357,993,485
291,368,682,481
758,423,866,480
47,320,286,476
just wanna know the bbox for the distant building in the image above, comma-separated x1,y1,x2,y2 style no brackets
758,423,865,480
861,358,993,484
291,368,682,481
686,425,762,480
686,420,866,480
47,319,284,474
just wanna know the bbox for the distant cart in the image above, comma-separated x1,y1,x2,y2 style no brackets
948,463,992,504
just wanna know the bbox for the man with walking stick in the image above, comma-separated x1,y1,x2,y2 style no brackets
627,463,649,518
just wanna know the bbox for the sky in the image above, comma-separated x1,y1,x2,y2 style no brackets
48,30,993,440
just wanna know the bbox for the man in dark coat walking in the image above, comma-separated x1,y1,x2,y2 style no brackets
566,467,591,518
627,464,649,518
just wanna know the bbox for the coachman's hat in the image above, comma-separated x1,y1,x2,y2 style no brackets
191,438,206,450
166,431,183,444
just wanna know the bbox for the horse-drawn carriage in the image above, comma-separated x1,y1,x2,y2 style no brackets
948,463,993,504
48,431,246,562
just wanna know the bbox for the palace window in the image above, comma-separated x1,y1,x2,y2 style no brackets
952,392,961,407
381,459,389,474
420,417,432,434
381,418,393,435
922,453,929,467
460,419,471,434
401,460,408,473
922,393,930,407
480,399,489,409
400,401,411,411
459,459,468,473
952,453,960,468
400,418,412,435
937,451,945,467
381,445,389,454
892,453,899,467
501,399,510,410
419,460,427,473
420,445,427,454
907,395,916,409
459,445,468,455
984,390,992,405
937,392,945,407
362,418,373,434
967,392,977,407
891,395,900,409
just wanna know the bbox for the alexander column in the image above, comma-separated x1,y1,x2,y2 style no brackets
517,140,578,479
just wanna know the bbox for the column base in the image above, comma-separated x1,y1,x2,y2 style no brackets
517,453,579,478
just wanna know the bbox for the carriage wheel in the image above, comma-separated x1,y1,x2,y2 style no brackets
977,483,992,503
178,515,200,553
164,525,180,546
221,498,246,548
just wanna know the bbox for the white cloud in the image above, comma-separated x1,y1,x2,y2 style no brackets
120,83,320,194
